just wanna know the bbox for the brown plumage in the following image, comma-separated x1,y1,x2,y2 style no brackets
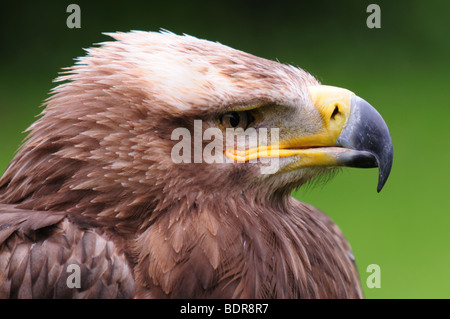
0,31,392,298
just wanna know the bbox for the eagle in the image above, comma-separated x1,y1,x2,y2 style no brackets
0,31,393,299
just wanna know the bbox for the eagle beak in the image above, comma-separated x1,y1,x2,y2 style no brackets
224,85,393,192
308,85,393,192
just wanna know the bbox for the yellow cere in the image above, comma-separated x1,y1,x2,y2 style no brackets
224,85,355,166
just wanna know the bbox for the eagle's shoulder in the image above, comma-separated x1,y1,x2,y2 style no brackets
288,197,354,251
0,204,135,298
286,197,363,298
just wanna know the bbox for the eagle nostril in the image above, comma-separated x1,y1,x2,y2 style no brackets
331,105,340,120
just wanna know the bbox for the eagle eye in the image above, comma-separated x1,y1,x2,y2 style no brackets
219,111,254,130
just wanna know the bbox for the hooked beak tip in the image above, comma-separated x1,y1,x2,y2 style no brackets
337,95,393,192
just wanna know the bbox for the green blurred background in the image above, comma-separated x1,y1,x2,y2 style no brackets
0,0,448,298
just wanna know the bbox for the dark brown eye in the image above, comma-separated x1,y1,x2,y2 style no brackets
220,111,254,130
